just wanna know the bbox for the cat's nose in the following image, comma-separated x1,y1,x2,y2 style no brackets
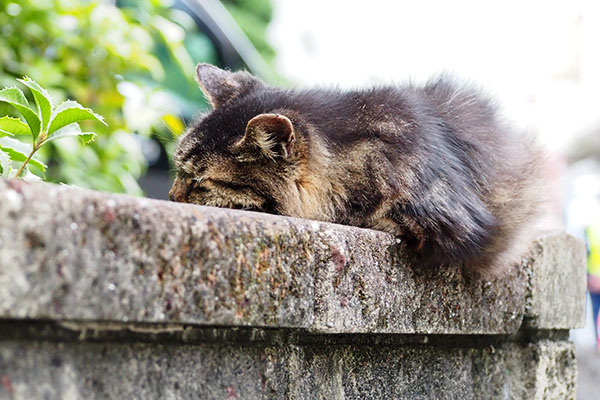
168,180,182,202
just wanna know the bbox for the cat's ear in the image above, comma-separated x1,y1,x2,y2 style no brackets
242,114,296,159
195,63,262,108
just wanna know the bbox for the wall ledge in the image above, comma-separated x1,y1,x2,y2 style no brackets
0,179,587,399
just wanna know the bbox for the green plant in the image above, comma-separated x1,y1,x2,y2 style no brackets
0,77,104,179
0,0,277,194
0,0,214,194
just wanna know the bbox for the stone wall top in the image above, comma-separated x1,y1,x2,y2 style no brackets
0,180,586,334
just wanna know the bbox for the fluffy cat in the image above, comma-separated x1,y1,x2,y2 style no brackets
169,64,547,275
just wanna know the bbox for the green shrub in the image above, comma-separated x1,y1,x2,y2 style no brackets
0,0,276,194
0,0,215,194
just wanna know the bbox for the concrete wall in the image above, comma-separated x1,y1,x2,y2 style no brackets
0,180,587,399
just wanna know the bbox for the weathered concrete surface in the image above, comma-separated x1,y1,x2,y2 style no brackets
0,338,576,400
524,233,587,330
0,180,584,335
0,180,587,399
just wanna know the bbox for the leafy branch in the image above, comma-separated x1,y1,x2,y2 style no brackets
0,77,106,179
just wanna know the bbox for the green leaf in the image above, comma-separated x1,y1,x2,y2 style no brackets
79,133,97,145
0,116,30,137
45,122,97,144
0,137,47,171
48,100,107,135
17,77,53,132
0,149,10,177
0,86,41,140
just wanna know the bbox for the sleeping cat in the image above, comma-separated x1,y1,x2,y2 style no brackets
169,63,547,275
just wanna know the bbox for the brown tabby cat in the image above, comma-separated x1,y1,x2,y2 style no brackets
170,63,547,274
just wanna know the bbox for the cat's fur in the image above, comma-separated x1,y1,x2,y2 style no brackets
170,64,547,275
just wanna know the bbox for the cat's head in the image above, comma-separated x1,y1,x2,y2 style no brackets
169,64,312,215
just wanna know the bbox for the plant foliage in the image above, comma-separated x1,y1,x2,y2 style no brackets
0,77,104,179
0,0,276,194
0,0,216,194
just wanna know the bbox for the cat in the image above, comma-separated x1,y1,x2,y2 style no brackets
169,63,547,275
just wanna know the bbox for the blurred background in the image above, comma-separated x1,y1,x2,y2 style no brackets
0,0,279,196
1,1,600,397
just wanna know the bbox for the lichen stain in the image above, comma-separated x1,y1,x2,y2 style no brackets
255,247,271,276
6,178,25,193
340,297,348,307
330,245,346,272
206,268,217,285
1,375,14,394
226,385,237,399
232,252,249,319
103,207,116,224
206,221,223,250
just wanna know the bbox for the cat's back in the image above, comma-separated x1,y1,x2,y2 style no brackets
286,80,546,273
275,80,501,145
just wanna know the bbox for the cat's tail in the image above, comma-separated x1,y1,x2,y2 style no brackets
466,133,555,276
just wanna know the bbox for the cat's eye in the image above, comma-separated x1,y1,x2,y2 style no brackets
184,179,198,198
230,204,262,212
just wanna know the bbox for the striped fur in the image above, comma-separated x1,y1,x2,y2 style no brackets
170,64,548,275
